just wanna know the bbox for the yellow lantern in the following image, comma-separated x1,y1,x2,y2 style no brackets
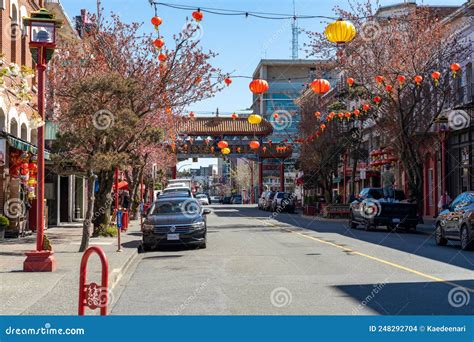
248,114,262,125
221,147,231,155
324,19,356,45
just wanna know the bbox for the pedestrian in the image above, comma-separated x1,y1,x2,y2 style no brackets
382,164,395,202
437,191,452,211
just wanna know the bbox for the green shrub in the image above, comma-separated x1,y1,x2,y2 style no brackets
96,224,118,237
0,215,9,227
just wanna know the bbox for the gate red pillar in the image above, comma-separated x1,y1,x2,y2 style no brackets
280,162,285,192
250,163,255,204
172,165,177,179
258,160,263,196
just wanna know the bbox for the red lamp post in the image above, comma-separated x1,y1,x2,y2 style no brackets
435,113,450,209
23,9,62,272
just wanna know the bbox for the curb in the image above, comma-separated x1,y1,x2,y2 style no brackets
109,249,140,289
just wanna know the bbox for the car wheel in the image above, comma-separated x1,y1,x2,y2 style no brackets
199,239,207,249
435,224,448,246
142,243,153,252
349,213,358,229
460,226,473,251
387,224,397,232
364,220,375,231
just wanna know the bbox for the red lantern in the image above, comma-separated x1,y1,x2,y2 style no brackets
328,112,336,120
320,123,326,131
195,76,202,84
346,77,355,87
397,75,406,86
158,53,167,62
338,112,344,121
217,141,228,149
151,16,163,27
192,10,203,22
189,111,195,118
314,111,321,119
153,38,165,49
310,79,331,95
375,75,384,84
373,96,381,104
385,85,393,92
224,77,232,86
249,79,269,94
231,113,238,120
262,146,267,152
249,141,260,150
450,63,461,78
431,71,441,86
273,113,279,119
353,109,360,117
345,112,352,120
363,104,370,111
413,75,423,85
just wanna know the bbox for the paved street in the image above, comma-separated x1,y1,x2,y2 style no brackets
111,205,474,315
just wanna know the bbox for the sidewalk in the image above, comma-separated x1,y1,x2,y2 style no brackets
0,220,141,315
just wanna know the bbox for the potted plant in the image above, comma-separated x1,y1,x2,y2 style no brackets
0,215,10,241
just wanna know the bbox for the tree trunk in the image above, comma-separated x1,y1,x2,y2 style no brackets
127,166,144,220
350,156,358,198
79,172,96,252
93,169,115,233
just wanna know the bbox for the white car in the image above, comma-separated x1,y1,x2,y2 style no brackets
196,194,210,205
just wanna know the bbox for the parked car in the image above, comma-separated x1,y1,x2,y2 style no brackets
435,191,474,251
142,196,210,250
271,192,295,213
222,196,232,204
231,195,243,204
263,191,276,211
258,191,269,210
196,194,210,206
162,187,193,197
349,188,421,231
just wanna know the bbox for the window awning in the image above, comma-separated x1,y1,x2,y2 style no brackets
6,135,51,160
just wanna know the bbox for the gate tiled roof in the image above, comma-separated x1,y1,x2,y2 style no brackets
176,117,273,137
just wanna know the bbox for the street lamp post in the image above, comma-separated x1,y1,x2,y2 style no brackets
435,113,450,210
23,9,62,272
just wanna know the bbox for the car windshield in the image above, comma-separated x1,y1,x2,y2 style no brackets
152,199,200,215
164,188,189,193
196,195,207,199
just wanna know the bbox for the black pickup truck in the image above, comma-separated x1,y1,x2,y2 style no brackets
349,188,422,231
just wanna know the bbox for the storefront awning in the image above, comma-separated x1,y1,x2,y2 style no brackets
6,135,51,160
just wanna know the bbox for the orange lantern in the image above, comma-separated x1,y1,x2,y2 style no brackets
217,141,228,149
338,112,344,121
273,113,279,119
345,112,352,120
231,113,238,120
346,77,355,87
165,107,172,114
397,75,406,86
249,79,269,94
320,123,326,131
158,53,167,62
375,75,384,84
450,63,461,78
385,85,393,92
311,79,331,95
353,109,360,117
413,75,423,85
314,111,321,119
151,16,163,27
328,111,336,120
224,77,232,86
192,10,203,22
373,96,381,104
249,141,260,150
153,38,165,49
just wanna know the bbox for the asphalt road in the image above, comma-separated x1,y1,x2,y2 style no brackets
111,205,474,315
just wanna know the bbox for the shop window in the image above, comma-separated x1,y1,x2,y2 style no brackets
10,118,18,137
20,123,27,140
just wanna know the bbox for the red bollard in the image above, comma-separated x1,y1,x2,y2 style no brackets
78,246,109,316
122,210,129,231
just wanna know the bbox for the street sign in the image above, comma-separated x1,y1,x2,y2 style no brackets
360,168,367,180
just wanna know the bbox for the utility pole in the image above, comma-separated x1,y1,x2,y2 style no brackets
291,0,299,59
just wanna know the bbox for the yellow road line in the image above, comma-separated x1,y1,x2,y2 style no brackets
267,222,474,292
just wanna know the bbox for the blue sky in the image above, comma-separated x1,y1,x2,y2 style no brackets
60,0,466,170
